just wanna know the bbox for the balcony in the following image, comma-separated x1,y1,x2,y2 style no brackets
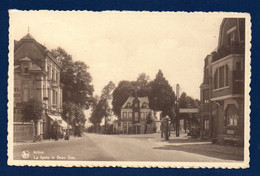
211,42,245,63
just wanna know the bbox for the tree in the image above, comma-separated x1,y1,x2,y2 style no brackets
51,48,94,109
21,99,44,138
148,70,175,118
72,61,94,108
100,81,115,133
89,96,101,132
134,73,151,97
62,101,86,136
89,81,115,133
112,81,136,117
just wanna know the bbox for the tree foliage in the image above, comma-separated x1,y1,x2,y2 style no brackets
22,98,44,123
89,82,115,130
51,47,94,109
62,101,86,128
89,95,100,126
112,81,136,117
112,73,151,117
22,99,44,135
179,92,200,124
148,70,175,118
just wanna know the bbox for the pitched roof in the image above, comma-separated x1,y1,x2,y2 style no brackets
21,33,35,40
15,33,62,68
122,96,149,109
138,97,149,106
30,64,42,71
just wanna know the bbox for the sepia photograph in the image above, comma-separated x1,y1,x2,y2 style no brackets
7,11,251,168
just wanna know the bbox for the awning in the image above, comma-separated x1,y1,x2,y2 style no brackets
48,115,71,129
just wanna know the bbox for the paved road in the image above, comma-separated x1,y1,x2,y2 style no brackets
13,133,242,162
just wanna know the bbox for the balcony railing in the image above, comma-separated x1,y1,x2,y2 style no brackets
211,41,245,62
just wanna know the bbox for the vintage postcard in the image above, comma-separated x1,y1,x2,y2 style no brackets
7,10,251,168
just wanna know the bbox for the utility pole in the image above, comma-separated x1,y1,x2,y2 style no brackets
176,84,180,137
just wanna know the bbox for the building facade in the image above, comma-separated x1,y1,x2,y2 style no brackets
113,96,156,134
200,18,245,145
14,33,66,141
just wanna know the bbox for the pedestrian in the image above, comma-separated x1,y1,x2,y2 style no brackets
160,117,165,139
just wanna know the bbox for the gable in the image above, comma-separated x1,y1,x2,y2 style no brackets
218,18,238,48
121,96,149,109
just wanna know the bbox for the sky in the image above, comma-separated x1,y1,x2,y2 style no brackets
10,11,224,101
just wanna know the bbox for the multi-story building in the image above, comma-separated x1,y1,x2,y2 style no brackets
113,96,156,134
200,18,245,145
14,33,66,141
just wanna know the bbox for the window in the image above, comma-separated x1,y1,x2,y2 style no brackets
227,114,238,126
56,72,59,82
24,67,29,74
214,65,229,89
134,112,139,121
228,31,236,45
226,104,239,126
47,66,51,79
226,66,229,86
52,69,55,81
52,90,56,105
126,102,131,108
48,89,51,105
135,103,138,108
203,89,209,104
146,112,150,118
56,91,58,105
214,69,219,89
140,112,145,119
204,120,209,131
141,103,147,108
219,66,224,88
128,112,132,119
23,88,29,102
123,112,127,119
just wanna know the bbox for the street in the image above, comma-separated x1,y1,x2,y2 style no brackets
13,133,243,162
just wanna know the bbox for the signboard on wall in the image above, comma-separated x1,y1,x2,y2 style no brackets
179,108,199,113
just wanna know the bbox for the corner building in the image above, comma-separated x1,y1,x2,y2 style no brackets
200,18,245,145
14,33,65,141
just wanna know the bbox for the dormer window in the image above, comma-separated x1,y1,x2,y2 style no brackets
135,103,138,108
142,102,147,108
227,26,236,46
126,102,131,108
24,67,29,74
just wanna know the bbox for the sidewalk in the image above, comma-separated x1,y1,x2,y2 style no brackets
13,135,83,146
151,132,244,161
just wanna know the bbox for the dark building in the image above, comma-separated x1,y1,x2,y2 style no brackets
200,18,245,145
